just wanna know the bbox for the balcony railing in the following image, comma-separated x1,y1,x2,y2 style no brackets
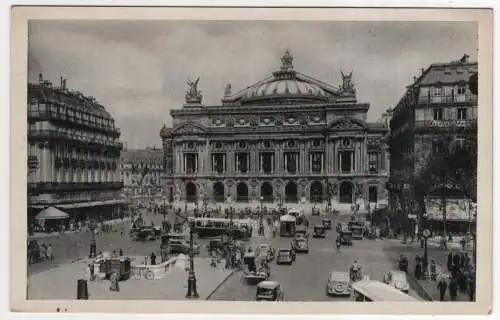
28,129,123,149
28,182,124,193
417,94,477,105
414,119,477,129
27,109,121,136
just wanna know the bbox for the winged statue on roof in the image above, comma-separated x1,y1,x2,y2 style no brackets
185,77,203,103
340,71,356,94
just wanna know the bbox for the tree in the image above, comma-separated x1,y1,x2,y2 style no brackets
416,126,477,235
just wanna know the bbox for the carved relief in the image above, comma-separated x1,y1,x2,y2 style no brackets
226,117,234,127
330,119,364,131
173,122,206,135
185,77,203,104
260,117,275,125
367,139,380,148
285,115,298,125
211,117,224,126
355,182,364,197
249,116,259,127
275,116,284,126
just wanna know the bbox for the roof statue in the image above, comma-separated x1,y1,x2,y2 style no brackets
224,83,232,97
340,71,356,95
185,77,202,104
280,48,294,71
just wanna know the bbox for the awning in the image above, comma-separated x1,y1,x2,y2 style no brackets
56,199,127,209
280,214,296,222
30,199,127,210
424,198,477,221
35,206,69,220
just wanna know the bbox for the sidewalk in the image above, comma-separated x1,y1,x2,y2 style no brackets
28,257,234,300
383,239,472,301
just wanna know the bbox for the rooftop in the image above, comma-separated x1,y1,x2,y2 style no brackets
28,74,114,120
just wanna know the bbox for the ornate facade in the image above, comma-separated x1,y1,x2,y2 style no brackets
160,50,389,211
27,74,124,222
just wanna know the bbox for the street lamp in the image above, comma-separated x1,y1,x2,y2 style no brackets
173,211,199,298
422,228,431,273
88,222,97,258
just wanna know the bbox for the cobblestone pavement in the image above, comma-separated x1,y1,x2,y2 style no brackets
209,215,422,301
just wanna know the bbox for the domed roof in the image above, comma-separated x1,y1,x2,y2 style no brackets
222,49,345,106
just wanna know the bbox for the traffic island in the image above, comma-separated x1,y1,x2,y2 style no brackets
28,256,234,300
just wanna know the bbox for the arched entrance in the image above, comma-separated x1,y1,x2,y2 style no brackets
236,182,249,202
213,182,225,202
261,182,273,203
310,181,323,203
339,181,353,204
285,181,298,203
185,182,197,202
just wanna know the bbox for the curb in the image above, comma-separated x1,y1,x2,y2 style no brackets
205,269,238,300
406,272,433,301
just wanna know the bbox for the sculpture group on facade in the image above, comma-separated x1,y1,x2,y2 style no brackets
185,77,203,104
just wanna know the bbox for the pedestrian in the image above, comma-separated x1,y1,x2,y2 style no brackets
336,235,341,252
46,244,53,261
119,249,123,256
448,277,458,301
437,276,448,301
453,252,461,269
447,252,453,271
464,252,471,270
460,252,466,269
460,237,466,251
89,263,95,281
150,252,156,265
415,260,423,280
457,271,467,293
430,260,437,281
467,275,475,301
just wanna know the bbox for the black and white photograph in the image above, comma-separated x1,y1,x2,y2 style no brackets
10,6,493,314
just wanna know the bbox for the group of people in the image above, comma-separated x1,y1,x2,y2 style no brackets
436,251,476,301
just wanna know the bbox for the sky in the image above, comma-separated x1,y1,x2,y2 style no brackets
28,21,478,149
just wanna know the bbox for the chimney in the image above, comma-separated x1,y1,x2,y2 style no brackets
63,79,67,90
38,73,43,83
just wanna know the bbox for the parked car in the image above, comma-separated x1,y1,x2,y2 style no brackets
382,270,410,293
169,239,200,255
256,281,284,301
322,219,332,230
326,271,351,296
276,248,296,265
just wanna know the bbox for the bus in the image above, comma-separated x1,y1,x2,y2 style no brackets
351,280,419,302
188,217,253,240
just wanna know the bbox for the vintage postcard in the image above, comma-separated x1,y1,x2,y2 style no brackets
10,6,493,315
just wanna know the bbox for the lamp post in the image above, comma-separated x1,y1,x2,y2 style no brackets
172,210,199,298
422,228,431,272
203,197,208,216
89,222,97,258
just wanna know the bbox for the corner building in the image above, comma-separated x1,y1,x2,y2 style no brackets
160,50,389,211
27,75,124,223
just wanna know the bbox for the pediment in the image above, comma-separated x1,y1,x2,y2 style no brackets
172,122,207,135
329,118,367,131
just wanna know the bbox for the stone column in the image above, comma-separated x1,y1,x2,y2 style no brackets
339,151,343,172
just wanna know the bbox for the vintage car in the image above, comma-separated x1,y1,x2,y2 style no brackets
291,235,309,253
131,227,159,241
295,226,309,238
326,271,351,296
382,270,410,293
338,224,353,246
168,239,200,255
313,225,326,238
322,219,332,230
256,244,276,262
276,248,296,265
256,281,284,301
311,207,320,216
243,252,271,284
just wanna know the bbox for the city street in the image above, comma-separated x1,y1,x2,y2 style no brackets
28,208,203,275
209,214,422,301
